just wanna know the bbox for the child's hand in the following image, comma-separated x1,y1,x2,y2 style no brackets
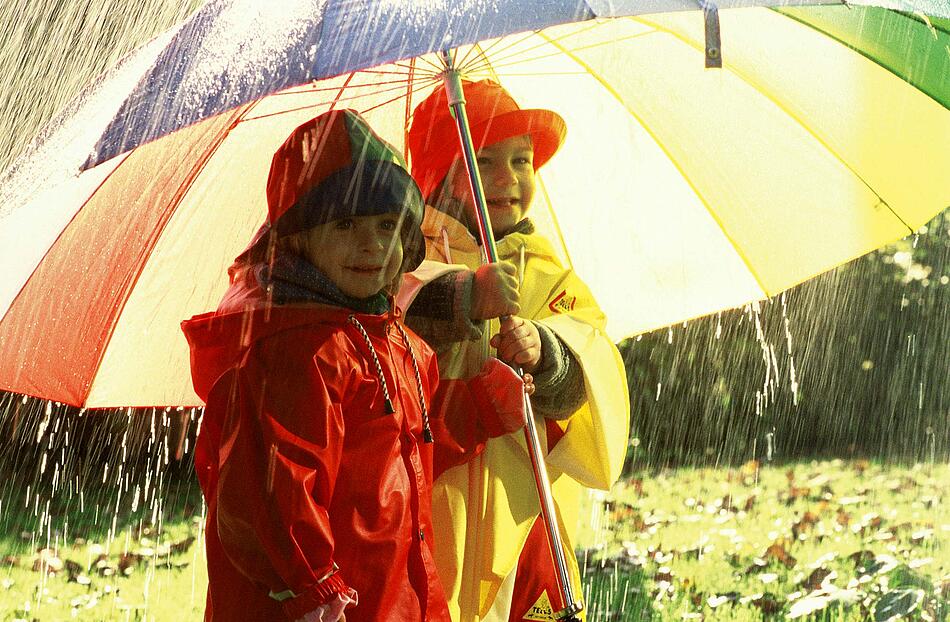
522,372,535,396
490,316,542,372
471,263,520,320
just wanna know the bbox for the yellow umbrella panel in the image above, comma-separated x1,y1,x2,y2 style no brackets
0,6,946,405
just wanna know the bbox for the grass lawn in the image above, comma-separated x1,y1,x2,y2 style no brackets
0,459,945,621
577,459,948,621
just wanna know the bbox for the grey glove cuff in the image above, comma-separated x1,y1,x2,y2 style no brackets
529,322,586,419
405,271,484,345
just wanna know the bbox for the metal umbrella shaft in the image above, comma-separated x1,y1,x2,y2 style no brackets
438,50,583,622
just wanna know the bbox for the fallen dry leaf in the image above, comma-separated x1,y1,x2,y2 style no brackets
764,542,797,569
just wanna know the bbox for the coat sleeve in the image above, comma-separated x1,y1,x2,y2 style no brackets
428,356,527,476
535,268,631,491
213,337,354,620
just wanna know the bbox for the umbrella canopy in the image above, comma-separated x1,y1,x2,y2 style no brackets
1,2,948,407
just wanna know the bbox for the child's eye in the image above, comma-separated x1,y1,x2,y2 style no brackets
333,219,354,230
476,156,492,167
379,218,398,231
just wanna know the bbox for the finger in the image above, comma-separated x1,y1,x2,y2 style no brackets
497,262,518,277
514,348,540,366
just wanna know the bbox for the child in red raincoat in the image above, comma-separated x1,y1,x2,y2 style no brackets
401,81,629,621
182,109,529,622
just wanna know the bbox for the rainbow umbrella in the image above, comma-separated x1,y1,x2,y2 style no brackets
0,0,947,408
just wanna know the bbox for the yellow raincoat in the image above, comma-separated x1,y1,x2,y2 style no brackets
401,207,629,621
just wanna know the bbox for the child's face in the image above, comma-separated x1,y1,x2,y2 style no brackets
297,213,404,299
445,134,535,237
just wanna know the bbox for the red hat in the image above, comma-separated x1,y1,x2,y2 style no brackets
239,109,425,271
407,80,566,199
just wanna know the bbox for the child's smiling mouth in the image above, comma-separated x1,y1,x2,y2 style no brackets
346,265,384,274
487,198,519,208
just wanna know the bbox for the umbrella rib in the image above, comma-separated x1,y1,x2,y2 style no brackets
241,80,423,123
457,30,539,72
536,172,575,272
362,76,441,116
398,55,444,75
404,58,416,160
465,30,657,75
633,13,913,234
392,61,442,78
269,77,418,95
536,30,773,297
477,22,606,69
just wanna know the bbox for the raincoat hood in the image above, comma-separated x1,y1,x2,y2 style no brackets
239,108,426,273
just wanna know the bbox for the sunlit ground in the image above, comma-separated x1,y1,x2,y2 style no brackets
0,459,945,621
578,459,949,621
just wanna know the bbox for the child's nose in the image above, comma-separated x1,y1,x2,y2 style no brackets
490,164,517,186
356,229,385,251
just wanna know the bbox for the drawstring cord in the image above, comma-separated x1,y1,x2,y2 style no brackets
347,315,396,415
347,315,432,443
393,322,433,444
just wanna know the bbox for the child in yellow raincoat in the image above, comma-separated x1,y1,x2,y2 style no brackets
401,80,630,622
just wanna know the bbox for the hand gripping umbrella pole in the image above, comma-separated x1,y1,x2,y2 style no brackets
439,50,583,622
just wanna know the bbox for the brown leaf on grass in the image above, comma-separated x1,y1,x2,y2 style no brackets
785,468,795,483
169,536,196,555
741,460,760,479
859,514,884,535
628,477,644,496
743,495,757,512
155,559,190,570
787,485,812,503
64,559,83,581
654,567,674,583
848,550,876,570
718,494,735,512
752,593,783,615
763,542,797,568
118,553,145,576
607,501,646,530
853,459,870,475
837,509,852,527
745,557,768,574
801,568,836,592
792,511,820,539
2,555,18,567
32,549,63,574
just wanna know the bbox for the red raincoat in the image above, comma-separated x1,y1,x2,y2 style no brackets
182,299,521,622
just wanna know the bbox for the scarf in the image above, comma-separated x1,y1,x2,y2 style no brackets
254,252,390,315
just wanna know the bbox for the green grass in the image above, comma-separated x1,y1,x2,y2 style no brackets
1,460,946,620
0,475,208,622
577,459,949,621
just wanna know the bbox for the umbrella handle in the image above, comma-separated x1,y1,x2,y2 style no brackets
439,50,583,622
